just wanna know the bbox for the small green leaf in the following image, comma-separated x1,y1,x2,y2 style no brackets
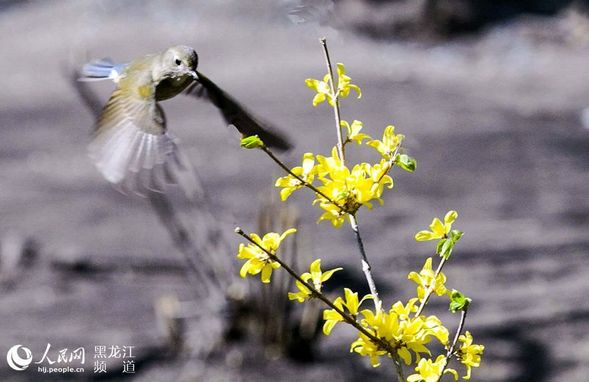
449,289,471,313
436,239,447,255
394,154,417,173
440,239,454,259
450,230,464,242
240,135,265,149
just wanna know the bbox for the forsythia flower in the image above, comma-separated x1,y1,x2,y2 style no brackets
288,259,342,302
367,125,404,160
364,160,393,200
390,298,419,319
305,63,361,107
236,229,296,283
305,74,333,107
408,257,448,300
335,63,362,99
314,147,393,227
341,120,371,144
275,153,316,201
323,288,373,335
415,211,458,241
407,355,458,382
351,303,449,367
350,330,388,367
457,331,484,380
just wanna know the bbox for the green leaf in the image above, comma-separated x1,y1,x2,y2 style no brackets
436,239,447,255
450,230,463,242
394,154,417,173
440,239,454,259
240,135,265,149
449,289,471,313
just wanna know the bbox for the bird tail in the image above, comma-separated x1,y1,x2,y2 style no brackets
79,59,127,82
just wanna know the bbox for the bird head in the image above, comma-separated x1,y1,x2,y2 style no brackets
161,45,199,80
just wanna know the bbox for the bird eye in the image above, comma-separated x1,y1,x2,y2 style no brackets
175,59,182,66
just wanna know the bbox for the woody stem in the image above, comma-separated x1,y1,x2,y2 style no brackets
235,227,397,356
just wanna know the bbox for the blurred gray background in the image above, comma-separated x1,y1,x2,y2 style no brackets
1,0,589,381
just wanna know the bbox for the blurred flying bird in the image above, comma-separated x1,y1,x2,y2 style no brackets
80,45,291,197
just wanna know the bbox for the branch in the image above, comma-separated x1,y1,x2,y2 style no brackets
320,37,345,164
349,215,381,308
437,309,468,381
234,227,398,357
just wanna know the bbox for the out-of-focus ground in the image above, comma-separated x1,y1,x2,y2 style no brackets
1,0,589,381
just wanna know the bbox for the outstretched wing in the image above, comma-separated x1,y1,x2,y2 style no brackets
185,71,292,151
88,71,198,198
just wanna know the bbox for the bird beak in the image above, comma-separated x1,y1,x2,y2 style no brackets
189,70,199,80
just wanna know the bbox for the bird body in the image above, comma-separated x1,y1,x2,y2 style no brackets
81,46,290,196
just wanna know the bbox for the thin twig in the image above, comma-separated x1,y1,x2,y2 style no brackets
319,38,383,318
393,357,406,381
320,37,345,163
234,227,399,357
437,309,468,381
349,215,381,308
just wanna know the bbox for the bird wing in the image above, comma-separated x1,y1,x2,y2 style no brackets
88,69,198,198
185,71,292,151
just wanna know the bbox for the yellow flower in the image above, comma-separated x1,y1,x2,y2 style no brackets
415,211,458,241
313,148,355,226
323,288,373,335
351,304,449,367
347,164,379,205
305,74,333,107
312,147,394,227
305,63,361,107
236,228,296,283
394,315,446,365
364,160,393,201
275,153,316,201
367,125,404,160
390,298,418,320
340,120,371,144
315,146,344,179
336,63,362,100
315,201,348,228
408,257,448,300
288,259,342,303
350,333,387,367
323,299,345,336
350,330,388,367
457,331,484,380
351,308,400,367
407,355,458,382
315,164,368,217
421,314,449,346
340,288,371,316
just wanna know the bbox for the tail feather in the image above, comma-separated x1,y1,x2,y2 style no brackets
80,59,127,82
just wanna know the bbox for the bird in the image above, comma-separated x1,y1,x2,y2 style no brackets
80,45,291,197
